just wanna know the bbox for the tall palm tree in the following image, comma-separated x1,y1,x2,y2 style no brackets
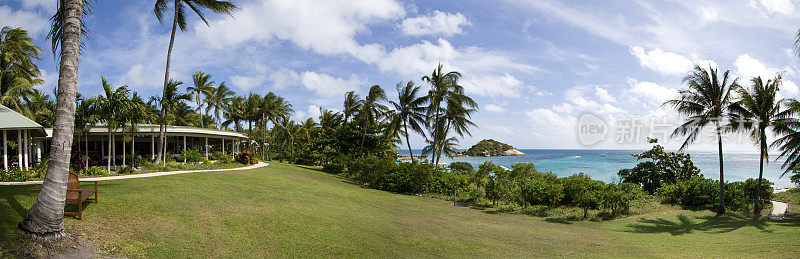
244,93,262,152
23,89,56,127
435,87,477,165
0,27,42,115
774,99,800,176
222,95,245,131
422,64,469,164
260,93,293,160
97,77,130,171
729,75,784,215
75,94,99,169
154,0,237,163
20,0,89,235
664,65,739,215
388,81,427,162
319,108,342,132
120,93,148,167
206,81,234,127
357,85,388,152
150,80,191,159
343,91,362,124
187,70,215,128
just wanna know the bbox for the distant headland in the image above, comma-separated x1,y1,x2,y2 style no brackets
456,139,525,157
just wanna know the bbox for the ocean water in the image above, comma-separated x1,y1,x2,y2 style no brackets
399,149,796,188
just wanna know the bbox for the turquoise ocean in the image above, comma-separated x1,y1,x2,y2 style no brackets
399,149,795,188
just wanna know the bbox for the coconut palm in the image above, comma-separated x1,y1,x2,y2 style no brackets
729,75,784,215
774,99,800,177
187,71,215,128
244,93,262,152
343,91,362,124
664,65,739,215
388,81,427,162
23,89,56,127
261,93,293,160
0,27,42,115
222,96,245,131
97,77,130,171
206,81,234,127
149,80,191,158
75,94,99,169
154,0,237,163
357,85,389,152
319,108,342,132
20,0,90,235
120,93,148,167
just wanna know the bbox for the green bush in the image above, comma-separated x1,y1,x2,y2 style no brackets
349,155,398,186
485,175,511,207
618,139,700,194
117,165,135,174
517,177,563,207
235,151,256,165
0,168,29,182
600,182,642,217
178,149,205,163
211,151,234,163
659,176,718,209
376,161,435,194
322,160,347,175
83,166,109,176
449,162,474,172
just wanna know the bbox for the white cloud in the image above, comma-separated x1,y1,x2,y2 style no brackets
295,105,322,121
120,64,165,90
626,77,679,106
299,71,362,98
231,74,269,91
195,0,405,64
758,0,795,15
400,11,469,36
733,54,785,79
0,6,50,36
782,80,799,97
630,46,694,76
594,86,615,103
268,69,300,90
15,0,57,13
485,104,506,112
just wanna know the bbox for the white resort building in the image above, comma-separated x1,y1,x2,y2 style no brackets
0,105,249,170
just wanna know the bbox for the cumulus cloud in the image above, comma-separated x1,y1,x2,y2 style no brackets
630,46,694,76
299,71,362,98
594,86,615,103
0,6,50,36
733,54,786,79
485,104,506,112
626,77,679,106
195,0,405,64
758,0,795,15
400,11,469,36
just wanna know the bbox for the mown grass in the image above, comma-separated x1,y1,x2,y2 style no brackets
2,162,799,257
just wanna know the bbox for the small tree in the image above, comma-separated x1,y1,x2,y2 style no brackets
618,138,700,194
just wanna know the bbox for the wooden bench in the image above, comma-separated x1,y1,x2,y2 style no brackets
65,171,98,220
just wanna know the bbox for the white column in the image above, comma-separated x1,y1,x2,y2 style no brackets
205,137,208,156
112,134,116,166
36,139,41,162
183,136,187,152
17,130,22,170
151,134,155,159
23,130,28,169
222,138,225,155
132,134,136,162
2,130,6,170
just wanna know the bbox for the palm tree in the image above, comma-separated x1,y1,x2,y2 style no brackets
343,91,362,124
97,77,130,171
23,89,56,127
120,93,148,167
664,65,739,215
20,0,89,235
0,27,42,115
388,81,427,162
222,96,245,131
357,85,389,153
206,81,234,127
729,75,784,215
435,88,477,165
260,93,293,160
187,70,215,128
422,64,470,164
75,94,99,169
154,0,237,163
244,93,262,152
319,108,342,132
150,80,191,159
774,99,800,177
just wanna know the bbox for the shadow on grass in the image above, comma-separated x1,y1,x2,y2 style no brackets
624,214,800,235
0,184,41,251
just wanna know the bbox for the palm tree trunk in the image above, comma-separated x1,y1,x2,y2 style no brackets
755,130,766,216
404,119,414,163
122,130,126,167
156,1,179,165
715,122,726,215
84,130,88,169
19,0,84,235
107,131,111,171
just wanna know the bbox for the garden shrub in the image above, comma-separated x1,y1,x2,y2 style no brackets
117,165,135,174
485,175,511,207
600,182,642,217
660,176,719,209
376,161,435,194
211,151,234,163
618,139,700,194
516,177,563,207
349,155,397,186
322,160,347,175
449,162,474,172
235,151,256,165
178,149,205,163
83,166,109,176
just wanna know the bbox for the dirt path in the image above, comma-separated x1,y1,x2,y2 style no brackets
0,162,268,186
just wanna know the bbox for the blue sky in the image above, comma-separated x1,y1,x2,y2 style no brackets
3,0,800,151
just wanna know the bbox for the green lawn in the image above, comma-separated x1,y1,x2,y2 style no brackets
2,163,799,257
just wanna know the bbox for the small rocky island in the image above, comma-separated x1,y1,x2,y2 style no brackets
457,139,525,157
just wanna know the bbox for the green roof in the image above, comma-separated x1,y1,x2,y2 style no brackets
0,105,45,136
